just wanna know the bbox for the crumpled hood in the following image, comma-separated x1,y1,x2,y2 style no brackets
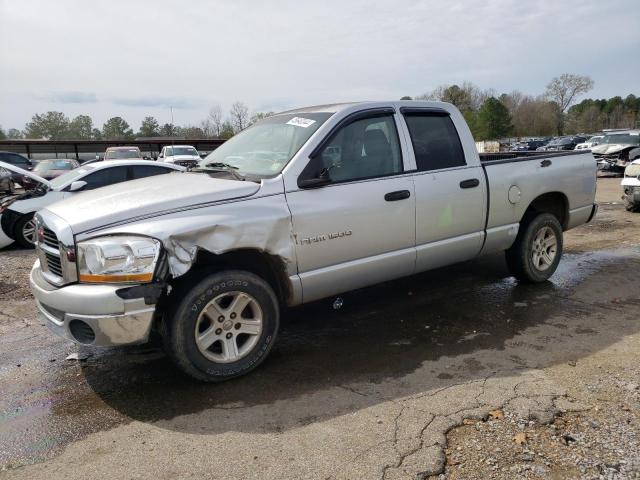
45,171,261,233
0,160,52,189
591,144,633,155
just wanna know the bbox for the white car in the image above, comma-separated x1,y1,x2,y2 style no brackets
0,160,184,248
574,135,604,150
157,145,201,168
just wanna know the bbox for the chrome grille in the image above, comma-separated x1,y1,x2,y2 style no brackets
44,251,63,277
41,226,59,249
35,212,77,286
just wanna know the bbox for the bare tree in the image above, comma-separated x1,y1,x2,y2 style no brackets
416,82,492,112
229,102,249,133
208,104,223,137
545,74,595,113
545,74,594,134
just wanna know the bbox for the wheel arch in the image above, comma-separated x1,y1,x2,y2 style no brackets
521,192,569,230
169,248,292,307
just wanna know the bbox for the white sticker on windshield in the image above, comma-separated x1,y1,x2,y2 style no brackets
286,117,316,128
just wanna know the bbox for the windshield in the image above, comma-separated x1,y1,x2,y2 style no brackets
587,136,603,143
49,165,97,189
601,133,640,145
200,112,333,177
34,160,76,172
105,148,141,159
166,146,198,156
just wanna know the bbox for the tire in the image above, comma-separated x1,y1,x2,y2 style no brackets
624,199,639,212
162,270,280,382
14,213,37,249
505,213,563,283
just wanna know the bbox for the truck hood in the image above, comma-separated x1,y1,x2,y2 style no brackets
45,172,261,233
591,144,634,155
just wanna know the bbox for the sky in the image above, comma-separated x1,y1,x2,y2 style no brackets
1,0,638,132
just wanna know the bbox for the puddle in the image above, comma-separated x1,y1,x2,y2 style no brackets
1,248,640,468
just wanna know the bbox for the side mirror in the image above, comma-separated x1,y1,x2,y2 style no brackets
298,167,332,189
69,180,87,192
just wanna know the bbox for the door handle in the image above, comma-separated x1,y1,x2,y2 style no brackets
459,178,480,189
541,159,552,167
384,190,411,201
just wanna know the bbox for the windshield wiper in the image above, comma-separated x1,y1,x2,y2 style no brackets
205,162,239,170
192,163,245,181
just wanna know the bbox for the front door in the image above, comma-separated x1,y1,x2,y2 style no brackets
286,111,416,303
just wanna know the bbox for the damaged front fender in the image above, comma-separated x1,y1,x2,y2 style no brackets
78,192,301,302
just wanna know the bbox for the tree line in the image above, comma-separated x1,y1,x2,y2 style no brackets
0,101,273,141
405,74,638,140
1,74,638,142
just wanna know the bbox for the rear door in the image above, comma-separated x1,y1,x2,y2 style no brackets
400,109,486,272
286,109,416,303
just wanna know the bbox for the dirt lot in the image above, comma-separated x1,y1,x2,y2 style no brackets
0,178,638,479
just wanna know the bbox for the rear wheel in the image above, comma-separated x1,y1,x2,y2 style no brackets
162,270,279,382
15,213,36,248
505,213,563,283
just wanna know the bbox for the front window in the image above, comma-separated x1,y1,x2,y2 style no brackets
105,148,142,160
49,165,98,189
166,147,198,157
601,133,640,145
199,112,333,177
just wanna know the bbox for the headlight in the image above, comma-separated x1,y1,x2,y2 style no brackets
77,236,161,283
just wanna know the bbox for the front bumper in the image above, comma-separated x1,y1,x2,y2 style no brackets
29,260,156,346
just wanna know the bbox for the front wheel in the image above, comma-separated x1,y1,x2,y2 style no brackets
163,270,280,382
15,213,37,248
505,213,563,283
624,198,639,212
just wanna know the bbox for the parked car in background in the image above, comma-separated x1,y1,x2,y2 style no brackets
158,145,201,168
621,159,640,212
33,159,80,180
574,135,604,150
0,151,33,170
0,160,184,248
537,136,586,151
592,130,640,173
28,100,598,382
104,146,144,161
511,139,548,152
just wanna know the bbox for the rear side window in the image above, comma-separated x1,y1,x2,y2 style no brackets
82,166,128,190
403,114,465,171
131,165,173,179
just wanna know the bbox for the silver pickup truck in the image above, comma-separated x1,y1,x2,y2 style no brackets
30,101,597,381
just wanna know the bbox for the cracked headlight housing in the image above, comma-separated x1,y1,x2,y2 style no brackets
77,236,161,283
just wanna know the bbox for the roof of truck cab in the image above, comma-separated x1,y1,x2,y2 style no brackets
276,100,453,116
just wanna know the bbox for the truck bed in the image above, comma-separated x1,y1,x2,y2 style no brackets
479,150,589,165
